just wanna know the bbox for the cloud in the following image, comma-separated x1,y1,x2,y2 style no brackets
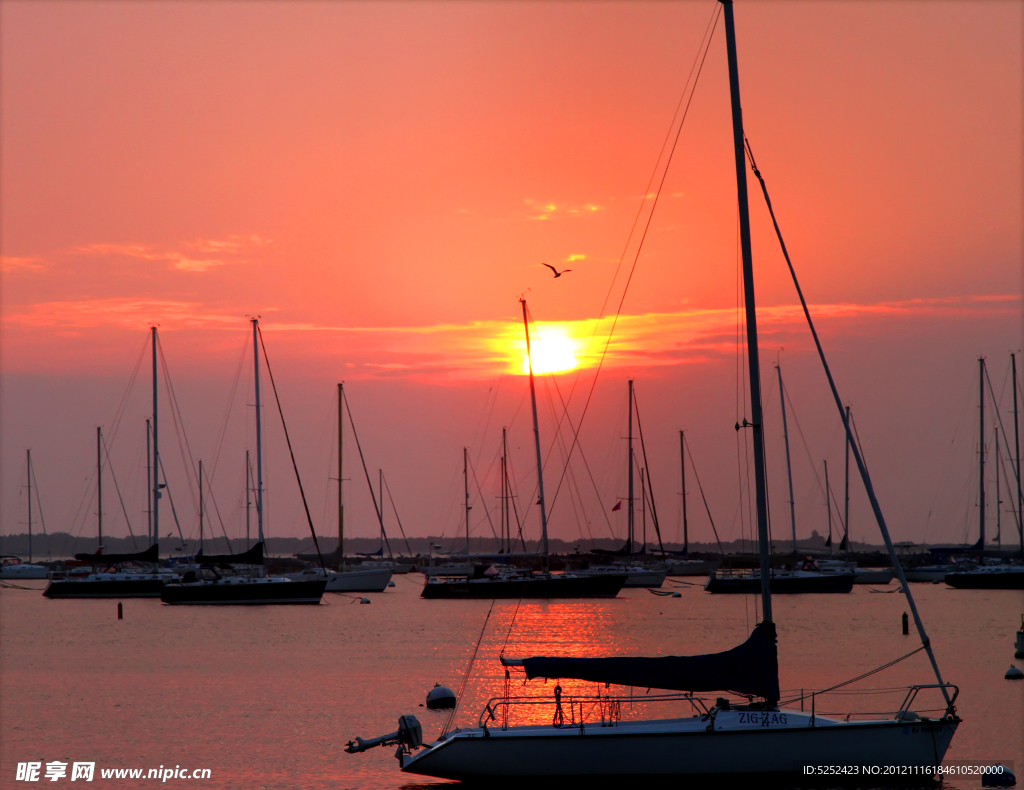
4,293,1017,379
71,234,272,272
524,199,605,221
0,256,45,272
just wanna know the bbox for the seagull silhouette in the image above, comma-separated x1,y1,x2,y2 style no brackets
542,263,572,278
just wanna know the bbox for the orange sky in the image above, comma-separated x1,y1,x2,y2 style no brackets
2,1,1022,550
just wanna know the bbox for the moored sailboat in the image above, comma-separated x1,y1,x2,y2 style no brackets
346,1,959,777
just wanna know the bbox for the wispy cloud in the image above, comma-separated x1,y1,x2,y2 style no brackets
4,294,1017,378
0,255,46,272
70,234,272,272
524,199,604,221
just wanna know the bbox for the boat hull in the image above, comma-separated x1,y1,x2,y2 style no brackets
326,567,393,592
43,578,166,598
944,571,1024,590
706,574,854,594
422,574,625,599
160,579,326,605
853,569,893,585
664,559,722,577
401,717,958,780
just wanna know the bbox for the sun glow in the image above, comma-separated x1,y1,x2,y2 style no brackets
520,325,579,375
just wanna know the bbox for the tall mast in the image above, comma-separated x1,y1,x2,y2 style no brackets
26,449,32,563
380,468,387,556
520,298,549,570
146,420,152,546
252,318,264,543
199,459,204,554
97,426,103,551
979,357,986,549
627,379,634,557
825,460,832,555
679,430,688,555
338,383,344,568
721,0,772,624
463,449,470,555
1013,353,1023,550
995,428,1001,547
776,363,797,555
151,326,159,549
502,427,509,554
640,465,646,550
245,450,252,551
844,405,851,551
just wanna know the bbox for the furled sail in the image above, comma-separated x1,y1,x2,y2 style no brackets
75,544,159,564
520,622,779,702
196,542,264,566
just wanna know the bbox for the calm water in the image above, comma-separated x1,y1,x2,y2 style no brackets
1,576,1021,789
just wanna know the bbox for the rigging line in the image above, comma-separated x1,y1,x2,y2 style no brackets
209,332,249,479
158,455,188,549
984,363,1021,483
256,326,326,570
443,599,496,737
200,462,232,546
61,465,98,558
381,473,414,556
684,437,726,556
28,454,53,561
781,381,830,515
544,9,722,511
341,389,392,558
545,361,617,539
505,448,528,553
100,433,139,550
157,338,201,515
106,332,149,451
469,456,500,542
779,646,927,706
745,136,949,702
631,388,666,554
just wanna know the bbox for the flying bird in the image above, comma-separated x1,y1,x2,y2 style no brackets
542,263,572,278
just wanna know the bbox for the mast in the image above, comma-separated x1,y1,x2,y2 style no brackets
641,465,646,550
979,357,985,549
996,428,1001,547
151,326,159,549
520,298,549,570
245,451,251,551
1014,353,1023,550
679,430,688,555
252,318,264,543
825,460,832,554
97,426,103,551
463,449,470,555
338,383,345,568
628,379,634,556
380,468,388,556
844,405,851,551
502,427,510,554
198,459,204,554
775,363,797,555
26,450,33,562
146,420,152,547
721,0,772,624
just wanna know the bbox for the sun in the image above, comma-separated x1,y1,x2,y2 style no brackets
521,325,578,375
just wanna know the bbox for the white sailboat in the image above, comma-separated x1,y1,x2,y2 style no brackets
345,0,959,778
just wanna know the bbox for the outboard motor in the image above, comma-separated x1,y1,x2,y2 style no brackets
345,715,422,759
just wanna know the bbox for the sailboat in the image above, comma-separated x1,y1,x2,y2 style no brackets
161,318,326,605
46,330,179,599
346,1,958,777
422,300,626,600
1,451,50,580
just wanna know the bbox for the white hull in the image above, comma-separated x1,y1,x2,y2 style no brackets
401,710,958,780
288,567,393,592
576,567,666,588
0,564,49,579
664,559,721,576
326,567,393,592
904,568,955,583
854,568,893,585
421,563,473,577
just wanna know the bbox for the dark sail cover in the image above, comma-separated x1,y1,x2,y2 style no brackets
75,544,159,564
521,622,779,701
197,542,264,566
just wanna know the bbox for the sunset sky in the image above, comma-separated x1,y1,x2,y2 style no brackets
2,1,1021,553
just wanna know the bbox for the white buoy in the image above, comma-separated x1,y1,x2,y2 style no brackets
426,684,457,709
671,592,682,598
388,581,396,587
359,597,371,604
1005,665,1023,680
